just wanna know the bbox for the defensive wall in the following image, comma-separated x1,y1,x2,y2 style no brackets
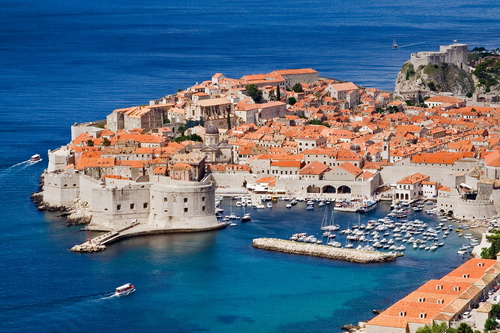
211,172,379,198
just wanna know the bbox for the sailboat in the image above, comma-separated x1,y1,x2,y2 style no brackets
392,39,398,50
321,206,340,232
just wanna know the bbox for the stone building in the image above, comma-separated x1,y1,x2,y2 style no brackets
409,42,468,70
366,258,500,333
106,105,167,132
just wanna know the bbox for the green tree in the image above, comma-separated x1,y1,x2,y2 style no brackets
427,81,437,91
387,105,400,114
457,323,473,333
292,83,303,93
276,87,281,100
416,322,453,333
177,125,185,136
245,84,264,103
190,133,202,142
485,317,496,332
481,230,500,259
226,113,231,129
102,137,111,147
288,97,297,105
163,117,171,124
491,303,500,318
87,139,94,147
308,119,323,125
466,92,473,98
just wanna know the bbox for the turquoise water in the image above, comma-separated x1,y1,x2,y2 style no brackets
0,0,499,331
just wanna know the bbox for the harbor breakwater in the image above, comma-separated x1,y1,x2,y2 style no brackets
252,238,399,263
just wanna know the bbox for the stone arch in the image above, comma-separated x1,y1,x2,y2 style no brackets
307,185,320,193
395,193,400,200
447,210,454,216
338,185,351,194
404,193,409,201
322,185,336,193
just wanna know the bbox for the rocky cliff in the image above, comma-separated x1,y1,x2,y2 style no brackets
395,53,500,96
395,62,474,96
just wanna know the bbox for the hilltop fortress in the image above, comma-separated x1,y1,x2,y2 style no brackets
35,67,500,249
409,42,469,70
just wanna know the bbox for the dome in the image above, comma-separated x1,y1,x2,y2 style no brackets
205,123,219,135
350,143,361,152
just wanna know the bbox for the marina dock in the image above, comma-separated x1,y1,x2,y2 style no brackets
252,238,400,263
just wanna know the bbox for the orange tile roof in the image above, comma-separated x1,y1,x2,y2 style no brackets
75,157,115,170
299,161,329,175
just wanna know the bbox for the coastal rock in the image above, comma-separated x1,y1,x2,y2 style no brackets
395,62,474,96
66,211,92,225
70,243,106,253
252,238,398,263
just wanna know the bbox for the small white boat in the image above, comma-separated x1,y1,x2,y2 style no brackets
266,202,272,208
241,213,251,222
286,203,292,209
115,283,135,296
30,154,41,162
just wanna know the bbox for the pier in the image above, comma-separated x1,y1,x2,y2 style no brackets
71,221,226,253
252,238,400,263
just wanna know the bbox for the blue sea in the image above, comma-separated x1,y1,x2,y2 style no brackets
0,0,499,332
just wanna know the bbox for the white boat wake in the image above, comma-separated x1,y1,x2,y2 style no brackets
99,293,118,300
398,41,428,49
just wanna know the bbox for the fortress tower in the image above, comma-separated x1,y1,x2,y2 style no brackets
409,41,468,70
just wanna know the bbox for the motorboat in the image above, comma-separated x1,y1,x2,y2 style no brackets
241,213,251,222
30,154,41,162
115,283,135,296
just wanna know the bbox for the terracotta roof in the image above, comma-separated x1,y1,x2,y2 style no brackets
299,161,329,175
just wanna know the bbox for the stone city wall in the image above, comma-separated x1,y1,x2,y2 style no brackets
42,172,80,207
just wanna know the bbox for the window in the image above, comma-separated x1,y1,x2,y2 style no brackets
419,313,426,319
436,285,443,290
437,299,444,304
143,202,148,209
202,197,205,202
184,208,188,212
184,198,188,203
117,204,121,211
454,286,460,291
399,311,406,317
202,206,205,211
130,203,135,210
478,262,484,267
164,197,168,202
418,297,425,303
462,274,469,278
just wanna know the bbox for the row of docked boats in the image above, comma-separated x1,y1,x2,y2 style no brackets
289,199,481,255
